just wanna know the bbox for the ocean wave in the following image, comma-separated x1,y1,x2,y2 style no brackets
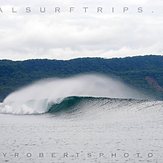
0,74,150,115
0,96,162,115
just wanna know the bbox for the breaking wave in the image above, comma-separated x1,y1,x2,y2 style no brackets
0,74,150,115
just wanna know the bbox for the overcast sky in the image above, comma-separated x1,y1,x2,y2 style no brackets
0,0,163,60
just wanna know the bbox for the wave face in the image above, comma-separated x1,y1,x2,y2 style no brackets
48,96,163,116
48,96,140,115
0,74,148,115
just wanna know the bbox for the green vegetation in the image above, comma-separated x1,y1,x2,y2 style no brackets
0,55,163,101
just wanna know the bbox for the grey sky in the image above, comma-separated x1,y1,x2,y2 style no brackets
0,0,163,60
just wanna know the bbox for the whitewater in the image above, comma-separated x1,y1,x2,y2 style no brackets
0,74,163,163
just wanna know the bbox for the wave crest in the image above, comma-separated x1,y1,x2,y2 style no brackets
0,74,148,115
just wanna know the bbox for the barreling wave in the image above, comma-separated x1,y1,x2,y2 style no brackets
0,96,162,116
0,74,152,115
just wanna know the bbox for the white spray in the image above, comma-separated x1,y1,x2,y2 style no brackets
0,74,147,114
